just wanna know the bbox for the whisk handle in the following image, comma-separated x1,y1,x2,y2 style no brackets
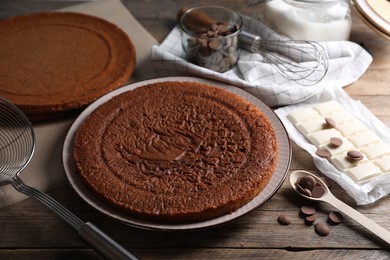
238,31,259,52
79,222,139,260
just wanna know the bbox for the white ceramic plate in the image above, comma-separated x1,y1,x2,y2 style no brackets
354,0,390,37
62,76,291,231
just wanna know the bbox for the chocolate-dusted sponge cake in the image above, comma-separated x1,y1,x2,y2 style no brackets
73,81,278,223
0,12,136,120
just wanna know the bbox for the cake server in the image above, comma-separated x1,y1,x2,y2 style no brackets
0,97,137,260
290,170,390,246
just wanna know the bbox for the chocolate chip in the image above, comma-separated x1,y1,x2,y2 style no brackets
328,211,343,224
305,214,317,224
315,222,330,236
330,137,343,147
208,39,222,50
298,175,317,190
316,148,331,158
347,150,364,160
277,214,291,225
184,20,239,72
300,205,316,216
325,117,336,128
311,186,325,198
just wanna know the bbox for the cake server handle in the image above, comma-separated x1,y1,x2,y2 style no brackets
79,222,139,260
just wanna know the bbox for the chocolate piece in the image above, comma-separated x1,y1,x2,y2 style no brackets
316,148,331,158
300,205,316,216
330,137,343,147
325,117,336,128
277,214,291,225
314,222,330,236
184,21,239,73
311,186,326,198
328,211,343,224
347,150,364,160
298,176,317,190
305,214,317,224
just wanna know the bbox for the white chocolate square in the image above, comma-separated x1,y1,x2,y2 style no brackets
374,156,390,172
321,139,355,157
297,117,326,135
309,128,342,146
313,101,344,116
287,108,320,124
326,110,355,124
346,161,382,183
348,131,380,147
361,142,390,160
331,154,367,171
336,120,367,136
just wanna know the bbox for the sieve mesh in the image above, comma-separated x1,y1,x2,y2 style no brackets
0,98,35,182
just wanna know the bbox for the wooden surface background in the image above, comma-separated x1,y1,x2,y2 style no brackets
0,0,389,259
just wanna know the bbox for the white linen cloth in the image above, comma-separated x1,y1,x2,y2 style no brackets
151,15,373,106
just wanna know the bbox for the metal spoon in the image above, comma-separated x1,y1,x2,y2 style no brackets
289,170,390,246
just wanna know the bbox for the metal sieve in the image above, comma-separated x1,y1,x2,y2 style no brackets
0,97,137,260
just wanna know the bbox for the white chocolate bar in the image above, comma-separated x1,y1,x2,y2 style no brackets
325,110,355,124
374,156,390,172
288,100,390,185
346,162,382,183
320,139,355,157
348,131,380,147
361,142,390,160
336,120,367,136
313,100,344,115
297,117,325,135
309,129,342,146
331,153,368,170
287,108,320,124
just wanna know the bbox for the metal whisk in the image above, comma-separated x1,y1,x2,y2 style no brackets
178,6,329,86
0,97,137,260
239,31,329,86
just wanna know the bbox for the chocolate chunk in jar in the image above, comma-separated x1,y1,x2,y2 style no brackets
184,22,240,73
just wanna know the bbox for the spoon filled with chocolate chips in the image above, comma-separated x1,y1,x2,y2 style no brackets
289,170,390,246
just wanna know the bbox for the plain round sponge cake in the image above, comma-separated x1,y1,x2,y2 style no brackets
73,81,278,223
0,12,136,120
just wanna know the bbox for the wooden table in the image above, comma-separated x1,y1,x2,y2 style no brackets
0,0,389,259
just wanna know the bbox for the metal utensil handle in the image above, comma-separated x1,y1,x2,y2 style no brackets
79,222,138,260
11,176,138,260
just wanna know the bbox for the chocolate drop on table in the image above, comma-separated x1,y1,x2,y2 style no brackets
329,211,343,224
277,214,291,225
314,222,330,236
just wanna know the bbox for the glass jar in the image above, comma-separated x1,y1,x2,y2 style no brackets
264,0,352,41
179,6,243,73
